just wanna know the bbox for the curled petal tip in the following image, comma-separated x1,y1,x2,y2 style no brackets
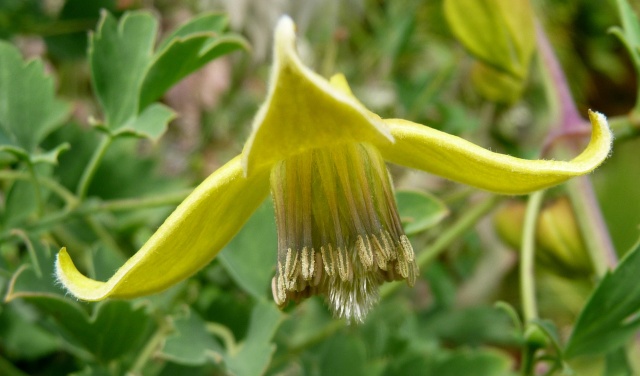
380,110,612,195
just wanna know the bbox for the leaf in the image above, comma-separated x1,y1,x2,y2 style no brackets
319,334,369,376
159,307,224,366
444,0,535,79
385,349,514,376
605,347,633,376
114,103,176,142
225,300,284,376
610,0,640,68
395,189,449,235
4,238,152,362
90,11,247,139
138,27,247,109
157,13,228,51
0,41,70,161
218,201,277,301
90,11,157,129
565,241,640,358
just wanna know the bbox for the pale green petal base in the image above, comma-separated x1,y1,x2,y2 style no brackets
241,16,392,176
56,156,270,300
379,110,612,195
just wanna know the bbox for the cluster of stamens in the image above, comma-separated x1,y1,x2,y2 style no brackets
270,143,417,322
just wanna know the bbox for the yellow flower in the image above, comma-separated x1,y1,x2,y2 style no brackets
56,16,612,322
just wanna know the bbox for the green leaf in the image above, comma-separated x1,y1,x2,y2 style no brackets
4,237,152,362
0,304,59,361
114,103,176,142
565,241,640,358
219,201,277,301
611,0,640,67
319,334,369,376
157,13,228,51
444,0,535,79
225,300,284,376
90,11,157,129
138,30,247,109
0,41,70,160
160,307,224,366
386,349,514,376
395,189,449,235
605,347,633,376
90,11,247,140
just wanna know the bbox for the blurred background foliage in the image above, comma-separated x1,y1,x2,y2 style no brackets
1,0,640,375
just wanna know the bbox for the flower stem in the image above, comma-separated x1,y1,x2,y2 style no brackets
520,190,544,322
76,135,112,201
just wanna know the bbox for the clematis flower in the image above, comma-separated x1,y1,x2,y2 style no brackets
56,16,612,322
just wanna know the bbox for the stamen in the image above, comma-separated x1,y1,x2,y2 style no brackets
269,143,418,323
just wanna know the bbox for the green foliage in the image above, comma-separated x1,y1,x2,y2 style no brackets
610,0,640,111
90,11,247,140
0,41,70,163
396,189,449,235
1,1,639,376
565,241,640,358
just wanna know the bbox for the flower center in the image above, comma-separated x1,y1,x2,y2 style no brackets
269,142,417,322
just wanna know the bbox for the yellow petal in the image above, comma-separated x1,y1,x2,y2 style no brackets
241,16,392,176
56,156,270,300
379,110,612,195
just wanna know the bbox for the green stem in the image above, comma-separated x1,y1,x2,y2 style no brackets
0,170,78,207
269,320,344,370
79,189,191,215
129,317,174,375
608,112,640,141
521,190,544,323
76,135,112,200
206,322,239,355
26,162,44,216
566,175,617,277
381,194,501,298
85,216,126,258
0,189,191,243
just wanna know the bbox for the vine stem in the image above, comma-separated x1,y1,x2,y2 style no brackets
566,175,617,277
520,190,544,323
128,317,174,375
26,162,44,216
76,135,112,200
0,170,78,207
537,20,618,273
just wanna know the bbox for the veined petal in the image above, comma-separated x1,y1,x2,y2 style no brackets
56,156,270,300
379,110,612,195
241,16,393,176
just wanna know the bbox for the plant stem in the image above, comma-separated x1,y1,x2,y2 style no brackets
566,175,617,276
128,317,174,375
206,322,238,355
0,170,78,207
76,135,112,201
0,189,191,243
521,190,544,322
26,162,44,216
